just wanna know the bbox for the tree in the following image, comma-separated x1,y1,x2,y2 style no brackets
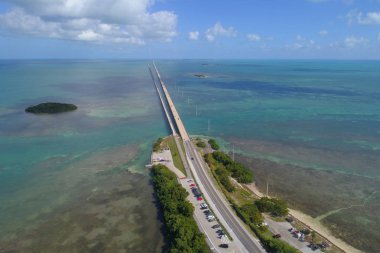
196,141,206,148
151,164,210,253
311,231,316,245
240,203,264,225
255,197,288,217
208,139,219,150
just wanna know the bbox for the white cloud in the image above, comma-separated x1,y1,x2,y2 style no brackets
347,10,380,25
344,36,368,47
296,34,304,40
288,36,320,50
77,29,103,41
247,34,261,41
319,30,328,36
188,31,199,40
0,0,178,44
205,22,237,42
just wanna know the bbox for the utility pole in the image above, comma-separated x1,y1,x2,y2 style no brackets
266,180,269,197
232,144,235,161
208,119,210,132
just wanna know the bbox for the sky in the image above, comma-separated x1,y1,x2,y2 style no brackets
0,0,379,59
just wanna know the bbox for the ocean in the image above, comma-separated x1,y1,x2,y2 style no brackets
0,59,379,252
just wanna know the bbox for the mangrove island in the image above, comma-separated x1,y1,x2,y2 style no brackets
25,102,77,114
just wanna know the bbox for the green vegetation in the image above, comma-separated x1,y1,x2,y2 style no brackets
25,102,77,114
204,153,235,193
233,203,300,253
151,164,210,253
153,138,163,152
215,167,235,192
212,151,254,184
196,141,206,148
162,136,186,176
203,139,296,253
240,203,264,225
255,197,289,217
208,139,219,150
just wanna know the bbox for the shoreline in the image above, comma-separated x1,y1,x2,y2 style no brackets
244,183,362,253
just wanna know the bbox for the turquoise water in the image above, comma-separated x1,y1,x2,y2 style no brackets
158,60,380,178
1,59,380,252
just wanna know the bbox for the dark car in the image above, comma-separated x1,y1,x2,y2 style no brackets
212,224,220,229
285,217,294,223
272,234,281,239
309,244,319,251
219,244,228,248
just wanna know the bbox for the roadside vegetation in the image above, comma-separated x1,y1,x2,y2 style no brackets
196,140,206,148
151,164,210,253
202,139,299,253
211,151,254,184
234,204,300,253
256,197,289,217
208,139,219,150
153,138,163,152
160,136,186,176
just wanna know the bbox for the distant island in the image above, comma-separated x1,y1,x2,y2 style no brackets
25,102,77,114
194,74,207,78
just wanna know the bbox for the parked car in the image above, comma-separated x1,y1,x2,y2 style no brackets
204,210,211,215
197,197,203,201
309,244,319,251
212,224,220,229
219,244,228,248
272,234,281,239
200,203,208,209
190,184,196,187
285,217,294,223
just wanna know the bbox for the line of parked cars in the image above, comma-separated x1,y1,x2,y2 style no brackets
188,179,229,249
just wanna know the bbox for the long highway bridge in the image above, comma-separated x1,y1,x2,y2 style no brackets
149,63,265,253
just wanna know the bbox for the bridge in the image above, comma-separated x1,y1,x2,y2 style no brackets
150,63,265,253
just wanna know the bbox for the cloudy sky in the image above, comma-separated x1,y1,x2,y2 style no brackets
0,0,379,59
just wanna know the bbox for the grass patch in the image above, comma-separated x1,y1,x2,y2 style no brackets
230,186,257,206
161,136,186,176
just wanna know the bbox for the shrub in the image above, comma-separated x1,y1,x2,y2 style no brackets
151,164,209,253
153,138,163,152
196,141,206,148
215,167,235,192
208,139,219,150
255,197,289,217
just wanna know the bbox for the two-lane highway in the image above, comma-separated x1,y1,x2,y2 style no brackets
184,140,265,253
152,62,265,253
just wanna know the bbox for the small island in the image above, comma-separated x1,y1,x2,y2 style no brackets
25,102,77,114
193,74,207,78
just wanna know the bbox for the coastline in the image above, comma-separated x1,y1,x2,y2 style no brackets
244,183,362,253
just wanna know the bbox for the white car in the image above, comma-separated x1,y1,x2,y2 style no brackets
200,203,208,209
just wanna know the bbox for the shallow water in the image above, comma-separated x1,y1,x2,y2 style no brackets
1,59,380,252
0,60,166,252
